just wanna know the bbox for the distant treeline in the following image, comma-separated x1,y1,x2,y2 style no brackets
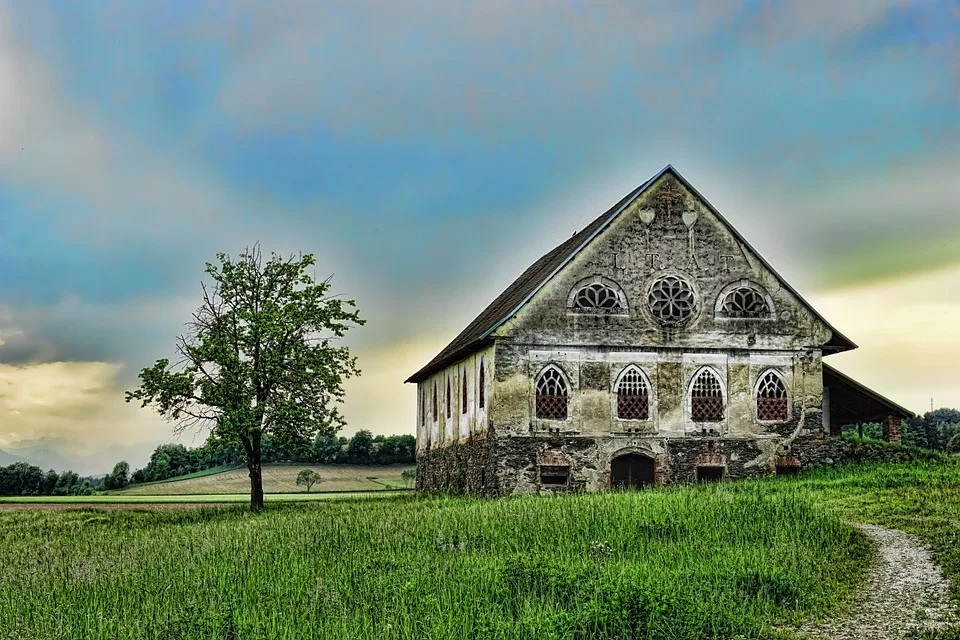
130,430,416,485
844,408,960,453
0,464,124,497
0,431,415,496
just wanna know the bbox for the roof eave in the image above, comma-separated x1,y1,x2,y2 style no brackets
823,363,915,419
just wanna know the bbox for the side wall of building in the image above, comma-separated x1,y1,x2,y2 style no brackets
414,345,495,491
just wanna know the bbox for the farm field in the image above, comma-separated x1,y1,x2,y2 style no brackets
117,464,416,495
1,461,959,640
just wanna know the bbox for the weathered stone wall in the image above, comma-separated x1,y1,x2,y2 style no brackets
493,173,834,353
415,345,494,453
416,436,498,494
491,342,823,440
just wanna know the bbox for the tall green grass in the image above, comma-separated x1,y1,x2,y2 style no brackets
0,483,870,640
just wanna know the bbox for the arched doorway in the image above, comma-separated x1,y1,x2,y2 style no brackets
610,453,656,489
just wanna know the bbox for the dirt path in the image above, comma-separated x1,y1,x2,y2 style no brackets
798,523,958,639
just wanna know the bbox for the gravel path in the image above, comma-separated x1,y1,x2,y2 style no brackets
798,523,958,639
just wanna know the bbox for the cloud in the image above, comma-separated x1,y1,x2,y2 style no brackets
810,262,960,414
0,361,167,473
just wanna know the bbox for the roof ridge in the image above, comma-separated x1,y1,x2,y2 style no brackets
406,164,856,384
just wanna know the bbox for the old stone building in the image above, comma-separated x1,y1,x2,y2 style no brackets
406,165,912,494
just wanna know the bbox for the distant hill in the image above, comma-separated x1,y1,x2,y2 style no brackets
119,464,416,495
1,439,155,475
0,449,30,467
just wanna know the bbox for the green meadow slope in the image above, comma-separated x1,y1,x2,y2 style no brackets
1,461,958,639
117,464,415,495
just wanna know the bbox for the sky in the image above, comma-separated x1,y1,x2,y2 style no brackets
0,0,958,474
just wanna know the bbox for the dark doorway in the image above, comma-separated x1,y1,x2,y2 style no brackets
775,464,800,476
611,453,656,489
696,466,725,482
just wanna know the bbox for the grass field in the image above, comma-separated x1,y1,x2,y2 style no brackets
0,461,958,640
117,464,416,495
0,490,406,505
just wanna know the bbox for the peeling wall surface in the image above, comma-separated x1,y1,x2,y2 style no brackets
416,174,841,494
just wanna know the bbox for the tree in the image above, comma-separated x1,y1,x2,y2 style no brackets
104,461,130,490
296,469,321,492
313,434,342,463
347,430,375,465
126,247,364,511
947,431,960,455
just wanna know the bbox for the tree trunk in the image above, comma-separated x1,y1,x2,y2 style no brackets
242,431,265,512
857,423,863,440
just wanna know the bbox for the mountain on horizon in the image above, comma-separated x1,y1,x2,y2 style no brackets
2,438,156,475
0,449,30,467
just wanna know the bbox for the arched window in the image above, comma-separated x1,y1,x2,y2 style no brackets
478,359,486,409
420,388,425,427
616,366,649,420
569,278,626,314
536,366,568,420
446,376,451,419
691,369,724,422
461,369,468,414
757,371,788,421
432,382,438,420
717,281,773,319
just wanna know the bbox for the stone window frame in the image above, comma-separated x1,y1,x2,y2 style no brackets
685,366,728,428
533,363,572,422
566,275,629,316
644,271,701,328
754,368,791,424
714,279,776,321
612,364,657,428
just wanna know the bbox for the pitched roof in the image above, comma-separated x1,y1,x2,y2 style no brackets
406,165,856,383
823,363,914,422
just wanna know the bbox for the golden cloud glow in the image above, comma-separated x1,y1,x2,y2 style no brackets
810,263,960,415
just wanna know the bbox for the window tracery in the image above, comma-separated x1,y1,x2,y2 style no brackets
649,276,695,326
616,366,649,420
720,285,770,318
536,366,568,420
691,369,724,422
756,371,788,421
571,282,624,313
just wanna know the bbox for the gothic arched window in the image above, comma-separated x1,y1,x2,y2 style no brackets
462,369,468,414
691,368,724,422
649,276,696,326
432,382,438,420
757,371,788,421
536,366,569,420
446,376,451,419
616,366,649,420
717,281,773,319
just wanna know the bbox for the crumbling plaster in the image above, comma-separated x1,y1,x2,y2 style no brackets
415,174,836,494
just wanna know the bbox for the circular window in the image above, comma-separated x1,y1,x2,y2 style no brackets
649,276,696,326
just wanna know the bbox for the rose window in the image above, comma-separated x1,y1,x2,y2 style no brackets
648,276,695,326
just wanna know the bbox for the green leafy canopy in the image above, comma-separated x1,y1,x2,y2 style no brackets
126,246,365,463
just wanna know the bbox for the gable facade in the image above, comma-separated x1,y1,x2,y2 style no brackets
409,166,911,495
